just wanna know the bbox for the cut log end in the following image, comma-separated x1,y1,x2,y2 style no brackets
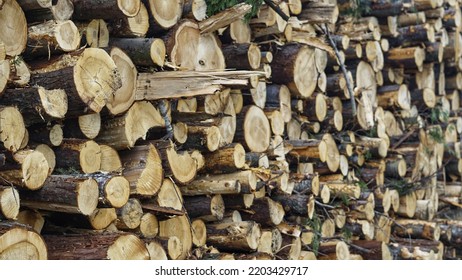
117,0,141,17
107,234,149,260
243,106,271,153
0,107,26,152
0,224,47,260
77,178,99,216
73,48,122,113
107,47,137,116
0,0,27,56
0,187,20,220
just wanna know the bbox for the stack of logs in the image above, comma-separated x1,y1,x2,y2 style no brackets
1,0,462,260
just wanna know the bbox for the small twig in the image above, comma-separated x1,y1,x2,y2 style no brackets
321,24,357,116
158,99,173,140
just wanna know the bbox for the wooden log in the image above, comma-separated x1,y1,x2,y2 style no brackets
28,123,63,147
104,47,137,116
72,0,140,20
349,240,392,260
44,232,149,260
0,107,26,152
116,198,143,230
110,2,149,38
206,221,261,252
265,84,292,123
222,43,261,70
153,140,197,185
221,19,251,44
0,150,50,191
93,174,130,209
30,48,122,114
271,43,318,98
235,105,271,153
239,197,284,227
159,215,192,259
119,143,163,196
183,194,224,222
200,143,246,174
79,19,110,48
53,139,101,174
0,221,47,260
180,171,256,195
0,186,19,220
24,20,80,59
96,101,164,150
271,193,313,217
385,46,426,72
144,0,183,32
0,87,67,128
63,115,100,143
181,125,221,152
109,38,166,67
0,0,28,56
318,240,350,260
393,219,441,241
20,175,99,215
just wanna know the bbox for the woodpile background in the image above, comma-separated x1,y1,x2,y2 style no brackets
1,0,462,260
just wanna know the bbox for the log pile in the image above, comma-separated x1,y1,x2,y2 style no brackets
1,0,462,260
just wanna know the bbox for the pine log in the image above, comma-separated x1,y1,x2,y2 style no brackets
222,43,261,70
144,0,183,32
183,194,224,221
63,114,99,141
183,0,207,21
206,221,261,252
0,107,26,152
198,3,251,34
0,186,19,220
180,171,255,195
221,19,251,44
349,240,392,260
16,209,45,233
109,38,166,67
393,219,441,241
116,198,143,230
181,125,221,152
191,219,207,247
271,43,318,98
28,123,63,147
119,143,163,196
96,101,164,150
0,87,67,126
0,222,47,260
235,105,271,153
265,84,292,123
159,215,192,259
79,19,110,48
72,0,140,19
25,20,80,58
0,0,27,56
240,197,284,227
106,47,137,115
92,174,130,208
385,46,426,72
110,2,149,38
0,150,50,191
53,139,101,174
30,48,122,114
153,140,197,184
44,232,149,260
20,175,98,215
200,143,246,174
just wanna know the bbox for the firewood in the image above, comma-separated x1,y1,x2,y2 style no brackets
110,2,149,38
72,0,140,20
44,232,149,260
201,143,246,174
25,20,80,59
183,0,207,22
110,38,165,67
221,19,251,44
0,0,27,57
0,222,47,259
159,215,192,259
0,186,19,220
205,221,261,252
239,197,284,227
20,175,99,215
16,209,45,233
30,48,122,114
271,43,318,98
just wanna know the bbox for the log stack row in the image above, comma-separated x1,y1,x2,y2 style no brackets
0,0,462,260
